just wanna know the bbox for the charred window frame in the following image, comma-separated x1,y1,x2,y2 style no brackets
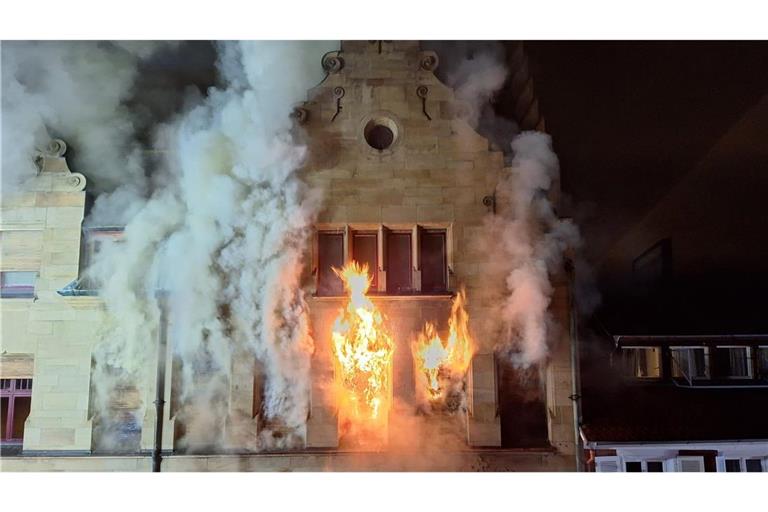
0,378,32,443
314,224,451,296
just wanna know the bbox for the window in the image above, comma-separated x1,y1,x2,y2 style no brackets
715,346,752,379
624,460,665,472
316,225,450,296
419,229,447,293
620,347,662,378
720,457,765,472
317,231,344,296
351,231,378,290
0,378,33,443
386,231,412,294
757,347,768,380
671,347,709,380
595,456,620,472
80,228,124,289
0,271,36,298
676,456,705,472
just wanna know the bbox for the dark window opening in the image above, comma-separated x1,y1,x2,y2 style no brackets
419,229,447,293
725,459,741,472
625,461,642,472
365,124,394,151
745,459,763,472
647,461,664,472
1,378,33,443
352,231,378,290
386,232,412,294
317,232,344,296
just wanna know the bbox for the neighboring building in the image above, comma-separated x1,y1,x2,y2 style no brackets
0,41,579,471
581,333,768,472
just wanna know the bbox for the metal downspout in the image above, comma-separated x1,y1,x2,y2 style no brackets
568,265,584,472
152,293,168,472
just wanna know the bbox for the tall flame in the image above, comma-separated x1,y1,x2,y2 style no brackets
413,288,474,405
331,262,394,442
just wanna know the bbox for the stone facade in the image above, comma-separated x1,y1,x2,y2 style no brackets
1,41,578,470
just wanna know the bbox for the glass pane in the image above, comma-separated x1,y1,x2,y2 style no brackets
317,232,344,296
2,271,36,286
692,349,707,378
420,230,447,293
728,348,749,377
352,232,378,289
725,459,741,472
1,397,8,439
745,459,763,472
386,232,412,294
625,461,642,472
647,461,664,472
634,349,648,377
759,348,768,379
671,349,689,378
12,396,31,439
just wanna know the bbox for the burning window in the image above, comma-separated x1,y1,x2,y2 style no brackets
671,347,710,380
714,346,752,379
619,347,661,378
386,231,412,294
351,231,378,290
419,229,447,293
317,231,344,296
0,271,36,299
0,378,33,444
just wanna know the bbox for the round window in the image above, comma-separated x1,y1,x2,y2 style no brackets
363,117,398,151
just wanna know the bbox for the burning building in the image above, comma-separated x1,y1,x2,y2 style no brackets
0,41,580,471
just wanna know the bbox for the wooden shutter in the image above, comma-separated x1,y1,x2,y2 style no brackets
595,457,620,472
386,231,412,294
676,456,705,472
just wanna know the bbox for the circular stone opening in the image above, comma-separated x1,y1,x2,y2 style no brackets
364,117,398,151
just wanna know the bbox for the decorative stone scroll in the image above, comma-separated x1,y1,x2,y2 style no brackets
321,51,344,74
419,51,439,72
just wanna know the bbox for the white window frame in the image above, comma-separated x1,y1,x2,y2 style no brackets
622,459,666,472
670,346,710,380
675,456,706,472
716,345,753,379
620,346,662,379
716,456,767,472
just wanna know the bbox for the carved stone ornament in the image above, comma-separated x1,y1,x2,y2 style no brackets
30,138,87,191
419,51,439,72
291,106,309,125
321,52,344,74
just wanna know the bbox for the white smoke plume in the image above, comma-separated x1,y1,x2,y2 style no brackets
487,132,581,366
0,41,173,201
88,41,336,452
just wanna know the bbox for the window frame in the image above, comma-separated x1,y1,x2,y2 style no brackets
717,456,766,472
756,346,768,380
715,345,753,379
619,346,662,379
670,346,710,381
623,459,666,472
0,378,33,443
313,223,452,297
0,271,37,299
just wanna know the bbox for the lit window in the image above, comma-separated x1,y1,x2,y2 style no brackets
620,347,662,378
419,229,447,293
351,231,378,290
317,231,344,296
0,378,33,443
386,231,412,294
715,346,752,379
0,271,36,299
671,347,709,380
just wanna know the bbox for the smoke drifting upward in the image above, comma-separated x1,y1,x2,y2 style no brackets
87,41,337,452
488,132,581,366
0,41,174,199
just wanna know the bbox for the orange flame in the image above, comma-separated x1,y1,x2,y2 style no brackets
413,288,474,404
331,262,394,441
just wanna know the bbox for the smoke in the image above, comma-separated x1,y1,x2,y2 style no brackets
0,41,175,199
87,41,337,452
486,132,582,366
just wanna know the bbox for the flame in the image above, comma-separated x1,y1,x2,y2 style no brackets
331,262,394,441
413,288,474,404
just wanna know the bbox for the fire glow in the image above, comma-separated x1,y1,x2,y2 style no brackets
413,289,474,406
331,262,394,442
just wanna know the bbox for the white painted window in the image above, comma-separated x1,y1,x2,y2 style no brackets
620,347,662,378
595,456,620,472
624,460,665,472
671,346,710,380
676,456,705,472
717,457,766,472
0,271,37,298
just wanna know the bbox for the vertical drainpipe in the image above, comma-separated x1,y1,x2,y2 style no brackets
152,292,168,472
567,261,584,472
